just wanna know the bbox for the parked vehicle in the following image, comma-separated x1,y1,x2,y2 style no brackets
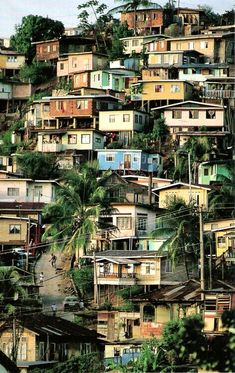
63,296,80,311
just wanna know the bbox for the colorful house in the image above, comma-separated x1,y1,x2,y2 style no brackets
99,109,149,146
0,314,105,364
120,7,164,35
97,149,162,174
90,69,137,93
152,182,211,209
198,160,232,185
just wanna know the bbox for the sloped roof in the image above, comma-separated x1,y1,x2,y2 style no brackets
87,250,165,258
151,100,224,111
152,182,211,193
1,314,105,343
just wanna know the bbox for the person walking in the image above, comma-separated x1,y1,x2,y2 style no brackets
51,303,57,316
49,254,57,268
39,272,44,285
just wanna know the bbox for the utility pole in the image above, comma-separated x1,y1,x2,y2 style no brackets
26,217,31,271
188,152,192,201
199,207,205,300
93,251,99,307
209,239,212,290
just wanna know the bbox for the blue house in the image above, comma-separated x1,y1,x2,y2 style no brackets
97,149,162,174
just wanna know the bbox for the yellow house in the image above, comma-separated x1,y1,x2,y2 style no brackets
131,80,193,103
152,182,211,209
0,314,105,364
204,218,235,232
0,216,29,247
213,226,235,258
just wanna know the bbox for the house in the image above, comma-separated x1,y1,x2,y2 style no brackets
198,160,232,185
99,109,149,146
57,52,108,78
147,50,202,67
0,157,13,173
36,128,105,156
88,250,188,298
122,175,173,189
0,176,57,204
178,63,229,82
131,80,193,108
97,149,162,175
120,34,167,55
33,36,97,63
0,47,25,78
90,69,137,93
152,182,211,209
0,216,40,252
25,94,121,134
210,225,235,258
168,33,235,64
204,218,235,233
0,314,105,364
120,7,164,35
152,100,227,146
201,77,235,104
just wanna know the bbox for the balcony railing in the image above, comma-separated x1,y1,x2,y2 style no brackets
99,272,136,279
202,90,235,99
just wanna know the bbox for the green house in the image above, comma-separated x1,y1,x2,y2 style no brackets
198,161,232,185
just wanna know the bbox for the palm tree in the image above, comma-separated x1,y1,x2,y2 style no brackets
0,267,27,315
152,198,199,279
208,161,235,218
42,162,113,264
108,0,162,35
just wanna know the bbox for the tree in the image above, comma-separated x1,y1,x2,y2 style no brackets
198,5,220,27
220,9,235,25
152,198,199,278
10,15,64,62
18,61,55,85
16,152,60,180
70,266,94,299
108,21,133,60
108,0,162,35
152,118,169,152
77,0,113,52
42,162,112,262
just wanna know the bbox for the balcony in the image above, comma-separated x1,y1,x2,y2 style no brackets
38,143,63,152
98,272,137,285
202,90,235,99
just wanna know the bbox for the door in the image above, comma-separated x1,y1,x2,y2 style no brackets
124,154,131,169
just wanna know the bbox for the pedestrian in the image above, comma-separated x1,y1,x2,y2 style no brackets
49,254,57,268
39,272,44,285
51,303,57,316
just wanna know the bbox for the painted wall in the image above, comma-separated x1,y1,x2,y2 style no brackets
136,81,193,101
99,110,146,132
163,107,224,128
158,186,209,209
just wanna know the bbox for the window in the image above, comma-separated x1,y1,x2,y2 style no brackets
72,57,77,68
135,114,138,123
201,41,208,49
81,134,90,144
145,262,155,275
56,101,66,111
9,224,21,234
189,110,199,119
139,115,142,124
155,85,163,92
109,115,115,123
95,137,101,143
123,114,130,122
106,153,114,162
143,304,155,321
7,56,17,62
18,337,27,360
0,157,3,165
47,45,51,52
43,105,49,112
165,259,172,273
211,224,218,230
171,84,180,93
81,343,91,354
132,39,139,47
176,42,181,50
204,168,209,176
137,216,147,231
205,299,216,311
53,44,57,52
172,110,182,119
77,100,88,110
68,134,77,144
60,63,64,70
188,41,194,49
117,217,131,229
218,236,226,247
7,188,19,196
206,110,216,119
34,186,42,198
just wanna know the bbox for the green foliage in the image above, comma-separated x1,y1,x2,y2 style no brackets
71,266,94,298
101,299,113,310
55,77,72,92
16,152,60,179
108,21,133,60
0,120,25,156
31,353,104,373
18,61,55,84
107,140,124,149
10,15,64,62
117,285,144,299
199,5,220,26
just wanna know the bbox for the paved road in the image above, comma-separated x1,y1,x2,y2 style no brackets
35,251,66,315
